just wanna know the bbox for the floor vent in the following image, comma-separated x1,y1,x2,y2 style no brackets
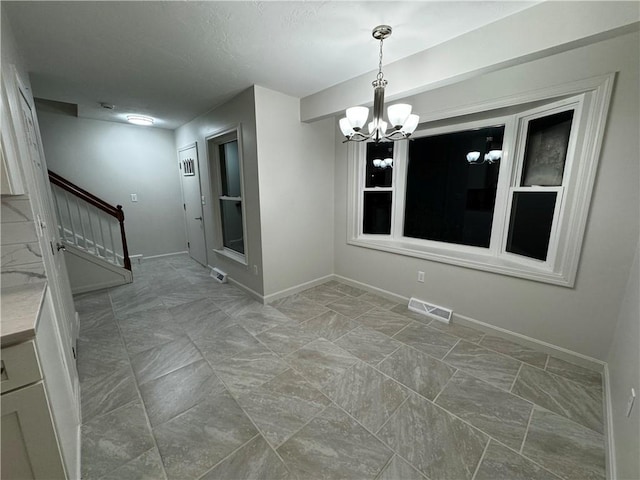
408,297,452,324
212,267,228,284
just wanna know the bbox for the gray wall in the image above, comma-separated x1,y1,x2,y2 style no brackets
36,112,185,258
333,31,639,361
174,87,263,295
606,240,640,479
254,86,335,297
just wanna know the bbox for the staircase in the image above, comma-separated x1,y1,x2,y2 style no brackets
49,170,133,294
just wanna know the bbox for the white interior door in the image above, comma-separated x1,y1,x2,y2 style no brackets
15,77,79,400
179,144,207,265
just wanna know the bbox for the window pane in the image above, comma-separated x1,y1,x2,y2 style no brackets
363,191,392,234
521,110,573,186
220,199,244,254
219,140,241,197
506,191,557,261
365,142,394,188
404,125,504,248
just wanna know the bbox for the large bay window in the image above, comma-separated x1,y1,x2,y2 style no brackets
347,75,614,286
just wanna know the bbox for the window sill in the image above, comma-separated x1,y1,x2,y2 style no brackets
213,248,247,266
347,237,572,287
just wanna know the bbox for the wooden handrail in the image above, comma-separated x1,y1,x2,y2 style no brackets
48,170,131,271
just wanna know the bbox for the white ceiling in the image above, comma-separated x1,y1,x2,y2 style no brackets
5,1,537,130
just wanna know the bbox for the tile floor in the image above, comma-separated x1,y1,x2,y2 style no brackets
75,255,607,480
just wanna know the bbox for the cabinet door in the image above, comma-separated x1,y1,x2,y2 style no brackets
1,382,66,479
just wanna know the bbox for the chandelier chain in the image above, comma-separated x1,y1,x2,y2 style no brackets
377,39,384,81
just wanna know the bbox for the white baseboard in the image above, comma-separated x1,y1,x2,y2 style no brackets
141,251,189,261
603,364,617,480
263,274,335,304
226,276,264,304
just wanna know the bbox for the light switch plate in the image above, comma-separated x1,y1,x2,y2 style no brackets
131,193,138,202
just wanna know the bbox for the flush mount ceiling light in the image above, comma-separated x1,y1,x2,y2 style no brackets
126,115,154,126
340,25,419,144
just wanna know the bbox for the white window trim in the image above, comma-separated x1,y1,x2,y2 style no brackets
347,73,615,287
207,125,249,266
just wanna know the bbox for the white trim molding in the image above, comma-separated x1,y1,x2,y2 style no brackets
347,73,616,287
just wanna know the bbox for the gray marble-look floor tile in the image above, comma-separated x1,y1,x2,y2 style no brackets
377,455,427,480
168,299,234,339
429,320,485,343
389,304,433,324
82,401,155,480
512,364,603,433
154,391,258,480
256,323,317,356
77,336,130,384
99,447,167,480
139,359,226,426
435,371,533,450
277,405,393,479
378,345,456,400
211,346,289,394
117,307,183,355
356,307,413,336
81,365,139,423
130,336,202,385
325,361,408,433
233,307,298,335
327,295,375,319
475,441,560,480
522,407,605,480
110,282,164,318
74,291,112,315
236,369,330,448
301,309,359,341
479,335,548,369
299,284,347,305
194,324,262,364
359,292,399,311
443,341,521,391
271,294,330,322
378,394,488,480
332,282,367,297
157,282,216,308
334,326,402,365
393,321,460,359
546,357,602,391
200,435,292,480
216,296,267,318
79,306,116,334
285,338,359,392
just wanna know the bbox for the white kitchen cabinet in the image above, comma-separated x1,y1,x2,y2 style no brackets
1,286,80,479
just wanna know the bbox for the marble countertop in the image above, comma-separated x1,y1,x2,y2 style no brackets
1,281,47,347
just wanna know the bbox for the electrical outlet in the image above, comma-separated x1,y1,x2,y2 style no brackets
253,265,258,275
130,193,138,202
626,388,636,417
417,271,425,283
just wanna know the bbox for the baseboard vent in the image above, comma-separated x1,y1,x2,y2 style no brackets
212,267,228,284
408,297,452,324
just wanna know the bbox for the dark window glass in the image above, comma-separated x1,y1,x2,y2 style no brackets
403,126,504,248
365,142,393,188
363,192,392,234
506,191,557,261
220,199,244,254
219,140,241,197
521,110,573,186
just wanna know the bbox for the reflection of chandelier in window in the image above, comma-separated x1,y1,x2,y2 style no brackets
373,158,393,169
466,136,502,165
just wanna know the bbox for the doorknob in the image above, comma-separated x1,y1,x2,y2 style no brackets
56,242,66,251
194,217,203,221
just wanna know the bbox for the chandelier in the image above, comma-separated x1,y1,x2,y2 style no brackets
339,25,419,144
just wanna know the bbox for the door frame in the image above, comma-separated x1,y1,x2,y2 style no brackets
178,142,207,266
